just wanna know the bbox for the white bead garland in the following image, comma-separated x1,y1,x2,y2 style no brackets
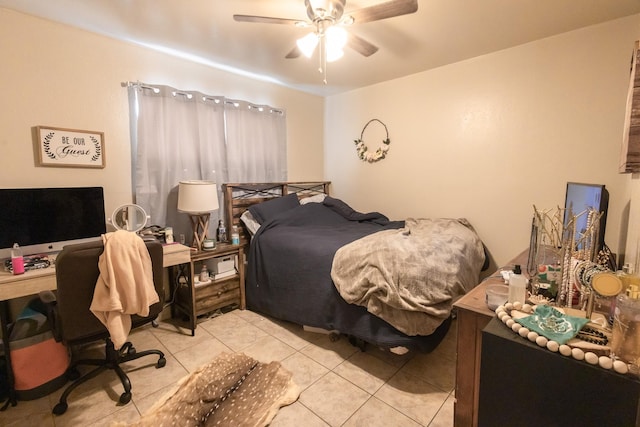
585,352,598,365
494,302,633,376
613,360,629,374
571,347,585,361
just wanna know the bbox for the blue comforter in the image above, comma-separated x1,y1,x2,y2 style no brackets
245,197,454,351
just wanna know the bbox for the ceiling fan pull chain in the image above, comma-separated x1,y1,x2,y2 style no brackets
320,35,328,84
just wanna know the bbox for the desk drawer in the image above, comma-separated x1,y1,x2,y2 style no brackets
194,278,240,315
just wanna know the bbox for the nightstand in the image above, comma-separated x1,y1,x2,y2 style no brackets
172,243,245,335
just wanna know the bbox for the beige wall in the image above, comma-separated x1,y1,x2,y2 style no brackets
0,8,324,220
3,7,640,271
325,15,640,267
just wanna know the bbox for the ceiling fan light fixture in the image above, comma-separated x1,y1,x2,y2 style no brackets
325,26,347,60
306,0,345,20
307,0,331,10
326,26,347,47
297,32,319,57
234,0,418,83
340,15,355,26
326,47,344,62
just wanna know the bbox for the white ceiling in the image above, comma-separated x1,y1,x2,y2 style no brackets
2,0,640,96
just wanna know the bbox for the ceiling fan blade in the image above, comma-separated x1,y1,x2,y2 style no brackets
233,14,308,26
285,46,302,59
346,0,418,24
347,33,379,57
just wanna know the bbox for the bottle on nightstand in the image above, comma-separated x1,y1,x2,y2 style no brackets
217,220,227,243
231,226,240,245
199,264,209,282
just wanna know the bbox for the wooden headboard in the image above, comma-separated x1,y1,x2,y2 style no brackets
222,181,331,243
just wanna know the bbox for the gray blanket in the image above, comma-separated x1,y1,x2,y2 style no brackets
331,218,485,336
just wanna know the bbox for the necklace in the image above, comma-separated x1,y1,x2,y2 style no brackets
576,326,608,346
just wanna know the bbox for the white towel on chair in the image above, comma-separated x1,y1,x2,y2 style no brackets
90,230,159,349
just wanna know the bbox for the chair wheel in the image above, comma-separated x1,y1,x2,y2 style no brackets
119,392,132,405
156,357,166,368
67,368,81,381
127,346,136,355
53,402,68,415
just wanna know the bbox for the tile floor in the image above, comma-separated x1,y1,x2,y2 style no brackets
1,309,458,426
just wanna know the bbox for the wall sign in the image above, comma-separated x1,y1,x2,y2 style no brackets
36,126,105,168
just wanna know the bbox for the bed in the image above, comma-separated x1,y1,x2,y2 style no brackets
222,182,488,352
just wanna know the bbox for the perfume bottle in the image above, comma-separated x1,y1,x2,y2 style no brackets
217,220,227,243
617,263,640,292
199,264,209,282
608,263,640,323
610,284,640,371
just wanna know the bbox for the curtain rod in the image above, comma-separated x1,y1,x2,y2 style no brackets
123,81,284,114
121,81,159,91
225,100,283,115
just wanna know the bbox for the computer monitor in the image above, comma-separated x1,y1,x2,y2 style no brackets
563,182,608,253
0,187,106,259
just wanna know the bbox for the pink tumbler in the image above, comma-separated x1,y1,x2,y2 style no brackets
11,243,24,275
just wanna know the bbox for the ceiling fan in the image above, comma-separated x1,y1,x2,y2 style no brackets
233,0,419,83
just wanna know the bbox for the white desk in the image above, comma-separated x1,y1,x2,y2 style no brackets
0,265,58,301
0,243,190,410
0,243,190,301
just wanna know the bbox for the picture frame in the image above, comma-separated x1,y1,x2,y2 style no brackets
35,126,105,168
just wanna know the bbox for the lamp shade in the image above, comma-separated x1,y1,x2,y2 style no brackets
297,32,318,58
177,180,219,214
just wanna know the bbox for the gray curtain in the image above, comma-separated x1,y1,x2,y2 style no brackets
127,83,287,242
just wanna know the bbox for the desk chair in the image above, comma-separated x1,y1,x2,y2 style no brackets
48,238,166,415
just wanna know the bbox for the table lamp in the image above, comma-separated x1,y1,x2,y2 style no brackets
177,180,218,251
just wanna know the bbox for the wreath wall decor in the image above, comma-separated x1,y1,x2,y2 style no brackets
354,118,390,163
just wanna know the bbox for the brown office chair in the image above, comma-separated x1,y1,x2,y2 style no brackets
48,238,166,415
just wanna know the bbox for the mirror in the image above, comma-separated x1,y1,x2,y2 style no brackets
111,204,149,233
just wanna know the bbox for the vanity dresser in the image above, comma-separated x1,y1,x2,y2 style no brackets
453,249,528,426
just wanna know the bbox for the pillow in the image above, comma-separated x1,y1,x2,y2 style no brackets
248,193,300,224
299,193,327,205
322,196,358,218
323,196,390,223
240,210,261,236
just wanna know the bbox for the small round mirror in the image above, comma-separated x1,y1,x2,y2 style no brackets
111,204,149,233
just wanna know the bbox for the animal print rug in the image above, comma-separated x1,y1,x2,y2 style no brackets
120,352,299,426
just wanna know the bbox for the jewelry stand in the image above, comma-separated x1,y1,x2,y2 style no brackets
187,213,211,251
530,206,603,309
